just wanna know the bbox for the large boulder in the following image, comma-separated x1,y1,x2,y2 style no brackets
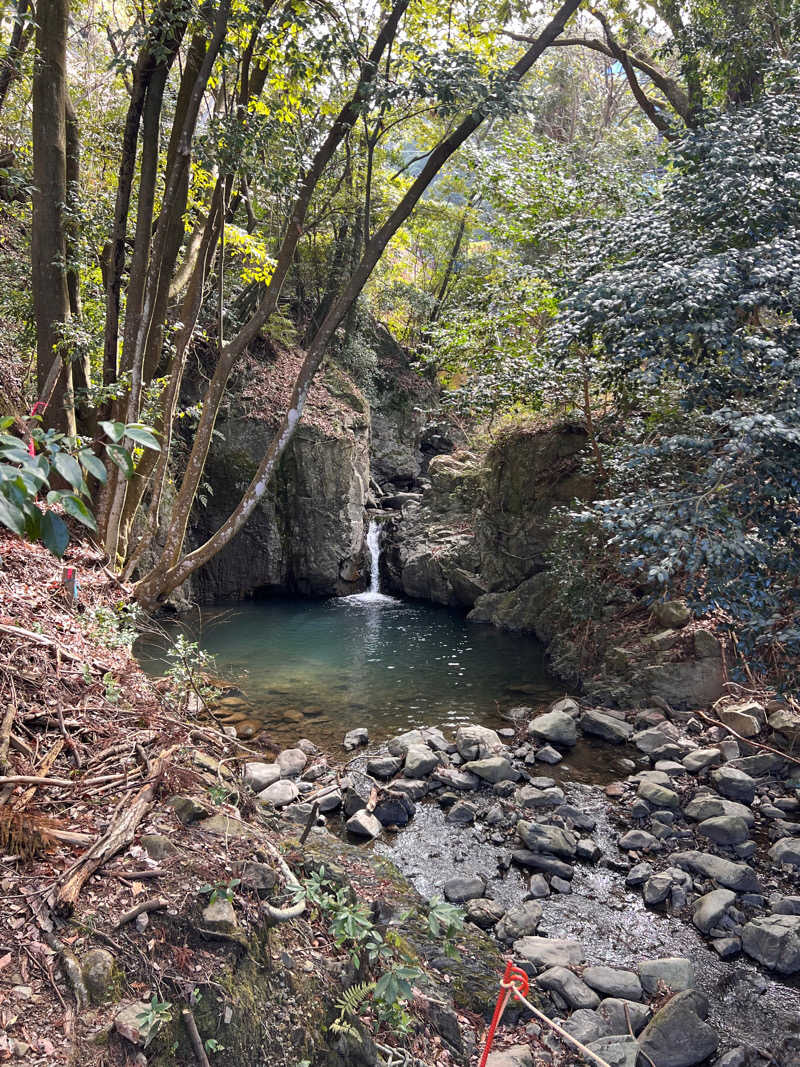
528,710,577,747
669,850,760,892
455,725,504,761
517,820,578,859
638,990,718,1067
741,914,800,973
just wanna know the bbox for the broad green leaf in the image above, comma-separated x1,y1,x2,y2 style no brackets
41,511,70,556
0,491,25,535
52,451,84,490
78,449,107,483
105,442,134,479
124,425,161,451
99,420,125,443
61,492,98,531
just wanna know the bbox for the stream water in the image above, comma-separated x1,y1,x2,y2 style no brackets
135,521,560,749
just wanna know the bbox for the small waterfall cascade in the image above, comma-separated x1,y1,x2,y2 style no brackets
365,518,382,595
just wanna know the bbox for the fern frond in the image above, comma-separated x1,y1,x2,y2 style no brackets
335,980,376,1019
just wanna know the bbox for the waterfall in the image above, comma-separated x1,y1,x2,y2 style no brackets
365,519,382,595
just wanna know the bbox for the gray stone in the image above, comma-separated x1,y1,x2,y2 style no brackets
513,936,584,969
648,630,679,651
619,829,658,851
598,998,651,1036
692,889,736,934
638,958,694,996
577,838,602,862
343,728,368,750
719,703,764,739
728,752,786,776
697,816,750,846
535,745,563,764
404,743,440,778
517,820,577,859
243,762,281,792
527,874,550,898
580,709,634,743
232,860,277,893
683,795,754,826
455,725,503,761
258,780,299,807
643,874,674,905
486,1045,533,1067
373,793,415,827
638,781,680,810
711,767,755,804
82,948,115,1004
653,601,691,628
563,1009,610,1045
537,966,600,1010
769,837,800,868
165,794,206,825
712,937,741,959
195,814,257,839
465,898,506,929
639,990,718,1067
276,748,307,777
389,778,429,800
582,966,642,1002
633,728,674,755
114,1001,153,1045
528,710,577,747
318,788,342,813
768,707,800,747
669,850,760,892
201,897,237,934
494,900,543,942
431,766,479,790
771,895,800,915
443,875,486,903
446,800,477,825
626,862,652,887
694,630,721,658
512,850,574,879
549,696,580,715
551,875,572,894
366,755,403,779
587,1037,639,1067
387,730,426,757
517,785,565,809
655,760,687,778
140,834,177,860
741,914,800,973
681,748,721,773
345,810,382,839
463,756,517,783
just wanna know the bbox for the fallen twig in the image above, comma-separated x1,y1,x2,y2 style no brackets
114,897,168,928
696,707,800,767
182,1007,211,1067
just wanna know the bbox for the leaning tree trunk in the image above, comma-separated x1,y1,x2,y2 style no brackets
133,0,584,606
31,0,74,433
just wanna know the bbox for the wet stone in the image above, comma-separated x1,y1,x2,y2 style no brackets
741,913,800,973
625,862,652,887
638,781,680,810
711,937,741,959
404,743,440,778
598,998,651,1036
537,966,600,1010
643,874,674,906
346,810,382,839
374,793,415,827
389,778,429,800
528,710,578,747
343,727,368,750
465,898,506,929
446,800,477,825
367,755,403,779
455,725,503,761
518,785,565,809
563,1009,610,1045
620,829,658,852
512,850,574,880
463,756,517,783
692,888,737,934
580,709,634,743
638,990,718,1067
535,745,563,764
526,874,550,898
582,966,642,1001
443,875,486,903
711,767,755,805
494,899,543,942
551,875,572,893
517,820,577,859
638,957,694,995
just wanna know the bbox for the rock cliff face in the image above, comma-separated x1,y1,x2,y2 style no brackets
187,350,371,601
383,422,594,607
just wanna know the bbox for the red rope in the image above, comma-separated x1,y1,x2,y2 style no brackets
478,960,530,1067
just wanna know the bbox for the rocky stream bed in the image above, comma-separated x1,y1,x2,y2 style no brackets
237,694,800,1067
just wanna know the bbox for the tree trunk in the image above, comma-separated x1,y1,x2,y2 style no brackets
133,0,584,605
0,0,33,118
31,0,74,434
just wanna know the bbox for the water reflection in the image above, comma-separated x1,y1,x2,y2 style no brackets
136,595,560,749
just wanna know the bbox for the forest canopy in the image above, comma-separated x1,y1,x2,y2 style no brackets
0,0,798,681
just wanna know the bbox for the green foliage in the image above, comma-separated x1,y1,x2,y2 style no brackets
198,878,240,905
135,996,173,1048
164,635,220,710
0,416,158,557
82,602,141,650
549,68,800,682
426,896,464,958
